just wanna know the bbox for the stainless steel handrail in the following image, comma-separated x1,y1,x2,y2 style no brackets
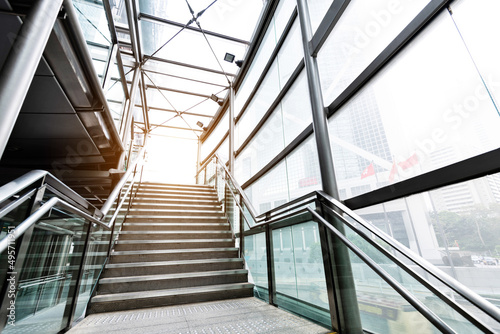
0,170,91,212
307,207,456,334
200,153,500,329
317,190,500,324
100,145,146,218
0,197,103,254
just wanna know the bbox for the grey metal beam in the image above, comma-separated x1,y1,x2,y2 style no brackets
345,147,500,210
146,55,235,77
296,0,362,332
136,122,202,132
139,12,250,45
120,66,141,142
125,0,140,63
229,84,235,172
135,105,213,119
140,72,150,133
0,0,63,160
145,83,212,99
309,0,351,57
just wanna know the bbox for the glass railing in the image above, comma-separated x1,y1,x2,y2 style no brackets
196,154,500,333
0,148,146,333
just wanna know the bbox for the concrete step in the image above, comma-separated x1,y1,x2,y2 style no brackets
102,258,245,278
126,203,221,211
122,222,230,231
123,216,227,223
109,248,239,263
130,192,218,200
123,197,219,206
137,187,216,195
89,283,254,314
118,230,233,241
140,182,213,190
113,239,235,251
98,269,248,293
123,209,225,217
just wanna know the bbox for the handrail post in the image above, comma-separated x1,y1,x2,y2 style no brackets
0,0,63,159
296,0,362,332
265,224,275,306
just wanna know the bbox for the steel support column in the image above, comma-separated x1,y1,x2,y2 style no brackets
0,0,63,160
296,0,362,332
120,66,141,143
229,84,235,173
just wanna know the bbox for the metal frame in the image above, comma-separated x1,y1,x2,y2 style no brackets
138,12,250,45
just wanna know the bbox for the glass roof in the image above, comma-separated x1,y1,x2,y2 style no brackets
111,0,264,140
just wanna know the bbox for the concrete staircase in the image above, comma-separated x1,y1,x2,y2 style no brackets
88,182,253,314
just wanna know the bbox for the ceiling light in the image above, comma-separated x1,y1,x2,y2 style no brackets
196,121,204,128
210,94,219,102
224,53,235,63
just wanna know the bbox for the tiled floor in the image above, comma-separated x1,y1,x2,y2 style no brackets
67,297,332,334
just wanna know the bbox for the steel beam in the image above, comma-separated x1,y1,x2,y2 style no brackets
0,0,63,160
296,0,362,332
229,84,235,173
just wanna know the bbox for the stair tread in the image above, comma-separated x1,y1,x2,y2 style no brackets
112,248,238,255
106,258,243,269
123,215,226,219
116,238,233,244
119,230,231,234
99,269,248,284
92,283,254,303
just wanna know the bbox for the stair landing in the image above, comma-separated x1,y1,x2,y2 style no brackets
69,298,331,334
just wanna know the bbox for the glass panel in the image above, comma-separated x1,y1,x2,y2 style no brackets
329,10,500,200
138,0,262,41
2,205,90,334
201,110,228,160
286,137,322,200
352,177,500,331
323,205,489,333
277,19,303,86
450,0,500,110
244,161,289,215
140,20,245,75
236,61,280,148
317,0,431,105
235,107,285,185
244,233,268,297
272,221,330,326
281,70,312,146
235,23,277,116
308,0,334,34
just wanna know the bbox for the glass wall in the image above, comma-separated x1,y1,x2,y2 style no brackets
199,0,500,329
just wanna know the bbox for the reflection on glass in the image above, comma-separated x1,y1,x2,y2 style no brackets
328,10,500,200
317,0,430,105
353,174,500,332
3,207,89,334
244,233,268,300
272,222,330,326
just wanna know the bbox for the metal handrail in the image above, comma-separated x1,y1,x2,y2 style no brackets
317,190,500,324
307,207,456,334
319,202,494,333
0,197,103,254
199,153,500,330
0,145,147,253
0,170,93,213
100,145,147,218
